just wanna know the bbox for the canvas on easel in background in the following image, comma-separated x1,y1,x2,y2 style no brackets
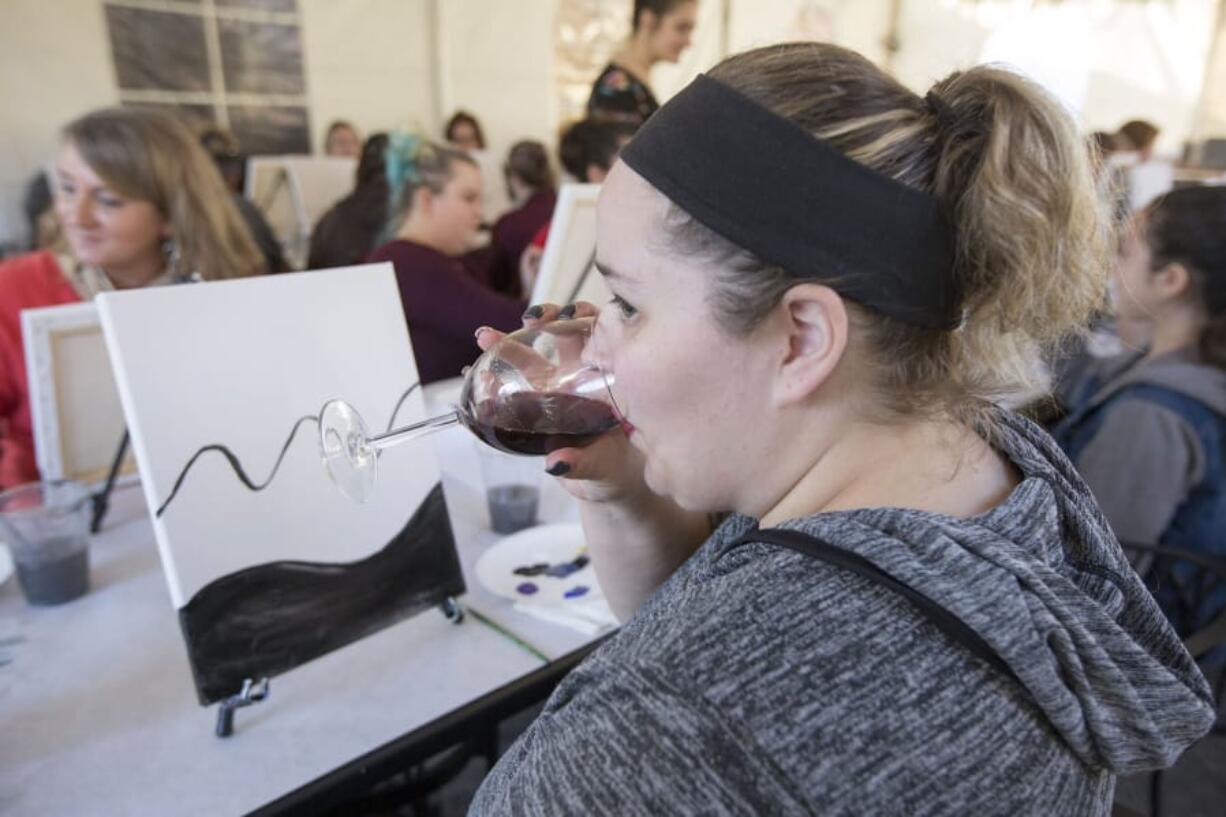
22,302,135,486
97,263,465,708
530,183,608,307
246,156,357,268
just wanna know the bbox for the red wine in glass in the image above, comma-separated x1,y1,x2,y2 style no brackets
319,317,619,502
461,392,619,455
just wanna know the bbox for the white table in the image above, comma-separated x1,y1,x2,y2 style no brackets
0,409,610,815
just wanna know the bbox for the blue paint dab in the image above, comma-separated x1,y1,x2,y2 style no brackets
564,585,590,599
516,582,539,595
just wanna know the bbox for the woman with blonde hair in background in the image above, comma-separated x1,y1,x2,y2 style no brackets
470,43,1213,814
0,106,263,489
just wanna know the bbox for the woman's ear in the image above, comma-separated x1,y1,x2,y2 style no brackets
771,283,848,407
1153,261,1192,302
414,186,434,216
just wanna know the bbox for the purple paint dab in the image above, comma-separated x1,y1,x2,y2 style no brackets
564,585,590,599
516,582,539,595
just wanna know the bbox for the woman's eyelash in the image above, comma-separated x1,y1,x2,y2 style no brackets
610,294,637,318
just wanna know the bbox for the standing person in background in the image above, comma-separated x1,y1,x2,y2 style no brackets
587,0,698,127
483,141,556,298
308,133,390,270
1053,186,1226,643
323,120,361,158
0,107,262,489
367,134,525,385
444,111,486,154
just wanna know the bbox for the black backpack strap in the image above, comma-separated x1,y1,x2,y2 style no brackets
727,528,1023,690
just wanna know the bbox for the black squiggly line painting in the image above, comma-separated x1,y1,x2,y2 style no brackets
155,383,421,518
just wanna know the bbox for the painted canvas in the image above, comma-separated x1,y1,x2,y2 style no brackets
97,263,464,705
22,302,135,484
530,183,609,308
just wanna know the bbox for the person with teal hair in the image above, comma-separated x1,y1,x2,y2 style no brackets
367,133,525,384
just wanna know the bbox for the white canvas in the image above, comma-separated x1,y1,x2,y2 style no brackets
530,183,608,308
22,302,135,484
97,264,438,608
246,156,356,267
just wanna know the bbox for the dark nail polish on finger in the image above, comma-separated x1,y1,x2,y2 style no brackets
546,461,571,476
522,305,545,320
557,303,577,319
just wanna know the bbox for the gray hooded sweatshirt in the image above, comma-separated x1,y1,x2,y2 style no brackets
470,412,1214,816
1062,349,1226,546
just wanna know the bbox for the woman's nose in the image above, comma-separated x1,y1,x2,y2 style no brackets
68,194,95,227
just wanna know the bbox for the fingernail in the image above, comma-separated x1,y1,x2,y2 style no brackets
546,461,571,476
557,303,577,319
474,326,492,340
522,305,545,320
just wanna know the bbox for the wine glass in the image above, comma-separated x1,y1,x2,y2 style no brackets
319,316,619,503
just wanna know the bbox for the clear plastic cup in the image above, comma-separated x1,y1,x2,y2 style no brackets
476,444,542,535
0,480,91,605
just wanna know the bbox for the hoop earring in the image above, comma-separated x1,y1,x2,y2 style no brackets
162,237,181,278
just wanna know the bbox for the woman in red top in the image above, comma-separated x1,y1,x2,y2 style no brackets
0,107,262,489
368,135,526,385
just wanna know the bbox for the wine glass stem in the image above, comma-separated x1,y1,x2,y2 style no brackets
366,410,461,452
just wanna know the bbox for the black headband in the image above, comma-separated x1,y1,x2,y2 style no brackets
620,74,960,330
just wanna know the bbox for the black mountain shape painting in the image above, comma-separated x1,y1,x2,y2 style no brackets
179,482,464,704
151,383,463,705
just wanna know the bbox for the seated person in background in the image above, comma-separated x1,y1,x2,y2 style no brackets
558,118,637,186
1053,185,1226,639
444,110,486,154
471,43,1212,814
367,134,525,385
483,141,556,298
308,133,389,270
1117,118,1160,162
0,107,261,489
519,118,638,287
323,119,361,158
200,127,289,273
23,172,66,253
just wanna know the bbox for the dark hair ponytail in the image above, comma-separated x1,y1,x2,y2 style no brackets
1145,185,1226,370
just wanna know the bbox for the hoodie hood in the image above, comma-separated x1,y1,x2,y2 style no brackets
777,410,1215,774
1088,349,1226,417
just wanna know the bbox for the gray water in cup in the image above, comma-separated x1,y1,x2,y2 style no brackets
486,484,539,534
0,480,92,606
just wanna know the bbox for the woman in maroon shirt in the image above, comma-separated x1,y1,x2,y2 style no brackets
368,136,526,385
483,140,557,298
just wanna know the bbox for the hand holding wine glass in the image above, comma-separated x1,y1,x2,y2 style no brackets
476,301,651,506
319,307,620,503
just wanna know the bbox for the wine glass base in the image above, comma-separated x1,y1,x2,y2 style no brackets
319,399,378,503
